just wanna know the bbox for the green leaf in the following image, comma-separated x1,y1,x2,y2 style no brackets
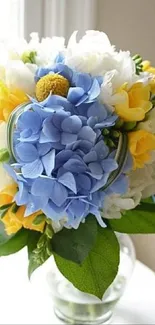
54,227,119,299
0,228,29,256
0,221,11,245
51,215,98,264
0,203,13,219
28,231,52,278
108,203,155,233
32,213,45,225
27,231,41,259
0,148,10,162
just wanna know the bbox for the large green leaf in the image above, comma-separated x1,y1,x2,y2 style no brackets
51,215,98,264
54,227,119,299
108,203,155,233
0,228,29,256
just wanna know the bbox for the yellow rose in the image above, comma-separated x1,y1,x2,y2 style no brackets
115,82,152,122
142,60,155,94
0,185,45,235
0,81,28,121
128,130,155,169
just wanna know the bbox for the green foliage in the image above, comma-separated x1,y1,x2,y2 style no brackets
21,51,37,64
32,214,46,225
0,203,13,219
0,228,29,256
0,221,10,245
132,54,143,75
28,225,53,278
0,148,10,163
108,202,155,233
51,215,98,264
55,227,119,299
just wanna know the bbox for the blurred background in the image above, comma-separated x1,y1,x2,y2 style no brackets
0,0,155,271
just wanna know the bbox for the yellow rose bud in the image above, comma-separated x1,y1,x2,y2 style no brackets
128,130,155,169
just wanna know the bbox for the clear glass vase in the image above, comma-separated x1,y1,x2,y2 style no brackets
42,233,135,325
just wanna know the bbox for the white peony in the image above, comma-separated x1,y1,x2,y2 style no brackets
103,155,155,219
0,122,14,191
4,60,36,96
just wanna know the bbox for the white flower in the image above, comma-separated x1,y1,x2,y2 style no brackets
65,30,115,75
103,194,137,219
4,60,36,95
103,155,155,219
0,122,14,191
137,107,155,133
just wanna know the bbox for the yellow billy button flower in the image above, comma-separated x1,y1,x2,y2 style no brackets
142,60,155,94
0,185,45,235
115,82,152,122
128,130,155,169
0,81,28,121
35,74,70,102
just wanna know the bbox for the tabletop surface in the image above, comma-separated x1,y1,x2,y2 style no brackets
0,248,155,324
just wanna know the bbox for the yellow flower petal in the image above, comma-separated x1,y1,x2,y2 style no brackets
128,130,155,169
0,82,29,121
115,83,152,122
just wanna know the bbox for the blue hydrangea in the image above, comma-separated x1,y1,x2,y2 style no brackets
6,63,130,228
35,63,103,106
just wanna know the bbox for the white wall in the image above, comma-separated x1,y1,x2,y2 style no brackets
97,0,155,63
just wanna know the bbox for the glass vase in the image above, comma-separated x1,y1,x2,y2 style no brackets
42,233,135,324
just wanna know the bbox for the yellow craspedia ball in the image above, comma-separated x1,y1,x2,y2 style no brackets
36,74,70,101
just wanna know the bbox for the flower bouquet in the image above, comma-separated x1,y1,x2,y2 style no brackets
0,31,155,307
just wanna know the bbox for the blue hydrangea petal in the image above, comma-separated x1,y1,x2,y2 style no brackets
88,162,103,179
55,150,73,169
58,172,77,194
17,111,41,133
31,177,54,197
42,200,65,220
61,116,82,133
67,87,85,104
76,94,89,106
37,143,52,156
22,159,43,179
19,132,40,143
76,174,92,191
83,151,98,163
24,195,48,216
15,143,39,162
52,110,70,129
51,182,68,207
91,173,109,193
94,140,109,160
42,149,55,176
39,131,52,144
43,119,60,142
14,182,29,205
78,126,96,144
61,132,77,145
76,73,92,92
64,158,87,173
87,102,107,121
54,63,73,81
87,78,100,101
101,159,118,173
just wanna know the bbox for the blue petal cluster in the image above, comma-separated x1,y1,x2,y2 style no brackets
36,63,103,106
7,63,128,228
